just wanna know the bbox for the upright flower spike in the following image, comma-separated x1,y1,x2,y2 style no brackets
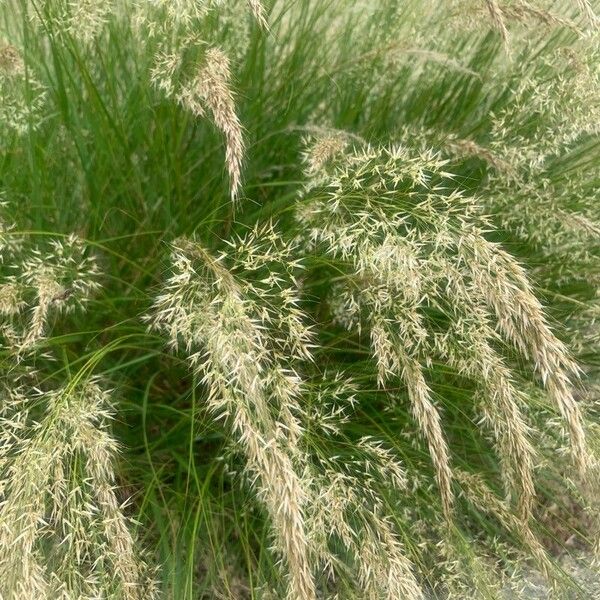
148,231,316,599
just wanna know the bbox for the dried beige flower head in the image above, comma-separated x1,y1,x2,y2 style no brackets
135,0,269,30
65,0,114,43
0,234,102,352
0,379,157,599
456,470,553,577
0,42,46,135
148,229,315,599
180,47,244,201
484,0,510,48
153,45,245,201
296,136,591,523
0,43,24,76
308,465,424,600
450,0,586,43
245,0,268,29
576,0,600,28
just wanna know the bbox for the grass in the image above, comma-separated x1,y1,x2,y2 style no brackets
0,0,599,598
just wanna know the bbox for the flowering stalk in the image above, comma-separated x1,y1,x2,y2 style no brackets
148,231,316,599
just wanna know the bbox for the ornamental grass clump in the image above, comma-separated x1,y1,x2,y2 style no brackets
0,0,599,598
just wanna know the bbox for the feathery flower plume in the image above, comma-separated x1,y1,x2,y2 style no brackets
0,43,24,76
134,0,270,38
372,317,454,519
308,464,424,599
64,0,114,43
433,297,537,522
400,49,482,79
445,137,515,175
148,230,316,599
177,47,245,201
576,0,600,28
488,48,600,176
0,42,46,135
290,373,426,597
457,1,580,42
246,0,269,29
504,1,581,32
302,133,349,178
297,134,588,523
463,235,590,474
297,141,458,518
456,470,553,577
0,234,102,353
0,379,156,599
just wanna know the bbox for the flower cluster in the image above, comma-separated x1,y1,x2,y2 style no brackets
0,378,157,600
296,137,590,526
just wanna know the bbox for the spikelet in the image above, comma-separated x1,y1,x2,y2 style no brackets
148,229,316,599
0,379,156,599
177,47,244,201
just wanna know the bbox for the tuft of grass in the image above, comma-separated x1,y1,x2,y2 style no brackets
0,0,599,598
